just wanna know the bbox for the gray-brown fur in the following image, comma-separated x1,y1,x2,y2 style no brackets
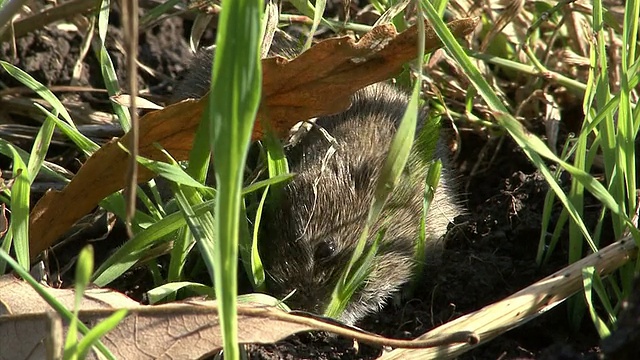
258,83,460,325
172,37,461,325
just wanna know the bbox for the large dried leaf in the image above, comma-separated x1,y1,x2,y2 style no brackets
28,18,478,260
0,275,474,359
0,275,312,359
0,275,138,315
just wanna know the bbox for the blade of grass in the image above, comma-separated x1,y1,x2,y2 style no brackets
288,0,336,32
263,126,289,178
0,139,70,183
0,142,30,269
35,104,99,154
64,246,94,360
140,0,182,28
582,266,611,338
302,0,325,50
132,154,210,190
208,0,263,356
241,126,290,292
173,184,217,287
374,0,410,27
618,0,639,225
414,159,442,283
190,13,214,52
147,281,215,304
537,135,576,265
96,0,131,131
0,0,26,37
590,0,621,244
0,61,75,128
26,117,55,182
241,173,294,195
0,114,55,270
245,186,269,292
166,106,215,287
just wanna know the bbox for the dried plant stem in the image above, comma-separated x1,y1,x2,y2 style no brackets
379,236,638,359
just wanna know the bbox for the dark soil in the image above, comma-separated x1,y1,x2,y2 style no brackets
0,4,634,360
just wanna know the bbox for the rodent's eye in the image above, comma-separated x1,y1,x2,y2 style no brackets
314,239,336,261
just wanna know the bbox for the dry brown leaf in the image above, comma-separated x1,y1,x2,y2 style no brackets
28,18,479,260
0,275,138,315
0,275,312,359
0,275,475,359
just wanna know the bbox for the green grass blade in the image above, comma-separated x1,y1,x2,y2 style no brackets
0,61,75,128
582,267,611,338
167,225,194,287
164,102,215,286
187,114,213,183
0,227,13,274
618,0,639,221
35,104,100,155
622,0,640,66
140,0,182,27
263,128,289,177
96,0,131,131
288,0,336,32
0,140,70,183
174,185,217,282
241,173,294,195
64,245,94,359
248,187,269,291
208,0,263,356
147,282,215,304
374,0,410,27
537,136,576,265
0,142,30,269
133,154,210,189
27,117,55,183
414,159,442,281
303,0,325,50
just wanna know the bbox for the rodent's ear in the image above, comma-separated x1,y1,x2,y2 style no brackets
350,162,377,192
314,239,336,261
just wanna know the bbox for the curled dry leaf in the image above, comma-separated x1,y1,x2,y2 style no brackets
0,275,138,316
0,275,312,359
0,275,476,359
28,17,479,260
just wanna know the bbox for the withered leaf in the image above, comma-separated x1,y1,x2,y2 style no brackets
0,275,473,358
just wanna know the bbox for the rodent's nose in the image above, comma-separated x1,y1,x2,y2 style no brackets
286,288,325,314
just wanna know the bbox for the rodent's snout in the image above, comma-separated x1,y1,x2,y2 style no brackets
278,287,327,315
262,261,337,315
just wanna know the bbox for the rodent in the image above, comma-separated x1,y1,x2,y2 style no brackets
172,34,461,325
